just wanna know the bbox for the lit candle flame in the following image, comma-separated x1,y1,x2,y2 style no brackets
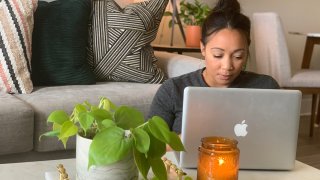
218,158,224,166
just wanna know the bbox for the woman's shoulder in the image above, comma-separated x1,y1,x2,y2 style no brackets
158,69,205,92
172,69,202,80
241,71,273,79
234,71,280,89
164,69,204,85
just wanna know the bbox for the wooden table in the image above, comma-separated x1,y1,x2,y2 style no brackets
301,33,320,69
152,44,201,54
1,152,320,180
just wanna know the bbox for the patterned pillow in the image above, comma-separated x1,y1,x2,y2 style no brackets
0,0,37,94
88,0,168,83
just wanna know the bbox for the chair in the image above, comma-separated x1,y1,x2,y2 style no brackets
252,12,320,136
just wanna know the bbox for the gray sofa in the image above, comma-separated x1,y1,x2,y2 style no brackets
0,51,202,157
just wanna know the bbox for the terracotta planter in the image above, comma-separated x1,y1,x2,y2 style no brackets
76,134,139,180
185,25,201,47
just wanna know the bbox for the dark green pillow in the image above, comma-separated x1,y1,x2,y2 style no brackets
31,0,95,86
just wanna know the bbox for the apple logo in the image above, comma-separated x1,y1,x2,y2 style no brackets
234,120,248,137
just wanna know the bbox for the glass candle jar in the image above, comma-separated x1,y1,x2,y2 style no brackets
197,136,240,180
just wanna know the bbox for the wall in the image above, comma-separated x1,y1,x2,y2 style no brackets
239,0,320,71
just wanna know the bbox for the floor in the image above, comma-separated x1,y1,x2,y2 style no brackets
1,116,320,170
296,116,320,169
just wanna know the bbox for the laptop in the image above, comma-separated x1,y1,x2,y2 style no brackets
177,87,301,170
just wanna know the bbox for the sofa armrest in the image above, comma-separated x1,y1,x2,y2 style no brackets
155,51,204,78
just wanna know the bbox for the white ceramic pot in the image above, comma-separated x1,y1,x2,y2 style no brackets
76,134,139,180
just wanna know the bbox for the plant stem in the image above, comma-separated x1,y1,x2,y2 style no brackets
137,121,148,129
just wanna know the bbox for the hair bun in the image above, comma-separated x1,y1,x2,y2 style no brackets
213,0,241,15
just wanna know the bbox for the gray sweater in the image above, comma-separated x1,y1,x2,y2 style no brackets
148,68,280,133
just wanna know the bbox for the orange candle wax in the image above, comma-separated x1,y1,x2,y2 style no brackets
197,136,239,180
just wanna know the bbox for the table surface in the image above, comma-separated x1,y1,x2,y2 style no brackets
1,152,320,180
306,33,320,37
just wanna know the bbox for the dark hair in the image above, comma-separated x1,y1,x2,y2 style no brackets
201,0,251,46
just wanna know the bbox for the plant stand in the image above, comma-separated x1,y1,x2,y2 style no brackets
170,0,186,46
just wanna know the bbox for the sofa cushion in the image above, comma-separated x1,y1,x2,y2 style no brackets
87,0,168,83
31,0,96,86
0,0,37,93
0,93,34,155
15,82,161,152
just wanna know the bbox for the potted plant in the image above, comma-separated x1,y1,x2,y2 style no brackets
40,97,185,180
164,0,211,47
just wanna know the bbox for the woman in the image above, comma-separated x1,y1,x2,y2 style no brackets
148,0,280,134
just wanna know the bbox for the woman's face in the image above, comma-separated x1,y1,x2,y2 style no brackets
200,28,248,87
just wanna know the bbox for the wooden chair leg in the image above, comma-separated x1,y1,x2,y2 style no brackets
316,94,320,125
310,94,317,137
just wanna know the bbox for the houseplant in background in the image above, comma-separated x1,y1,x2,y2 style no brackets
165,0,212,47
40,97,185,180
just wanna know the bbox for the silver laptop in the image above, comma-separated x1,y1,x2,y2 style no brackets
177,87,301,170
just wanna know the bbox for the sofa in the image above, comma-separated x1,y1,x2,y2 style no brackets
0,51,202,157
0,0,204,162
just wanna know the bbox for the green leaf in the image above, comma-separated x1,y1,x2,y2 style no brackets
60,137,68,149
59,121,78,140
114,106,144,130
184,176,193,180
78,112,94,132
91,109,112,121
91,109,113,130
83,100,92,106
133,148,150,179
99,97,117,111
52,121,78,148
168,132,185,151
88,127,133,168
47,110,69,125
147,116,171,144
71,104,88,123
132,128,150,153
52,123,61,131
39,130,60,141
101,119,116,129
175,0,211,26
75,104,87,112
146,131,166,159
149,157,167,180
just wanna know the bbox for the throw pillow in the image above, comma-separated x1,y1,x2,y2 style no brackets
31,0,96,86
88,0,168,83
0,0,37,94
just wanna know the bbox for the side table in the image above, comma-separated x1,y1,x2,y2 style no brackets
152,44,201,54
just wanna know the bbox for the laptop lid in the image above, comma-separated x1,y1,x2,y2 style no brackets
178,87,301,170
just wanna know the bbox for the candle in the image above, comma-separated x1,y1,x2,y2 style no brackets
197,136,239,180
